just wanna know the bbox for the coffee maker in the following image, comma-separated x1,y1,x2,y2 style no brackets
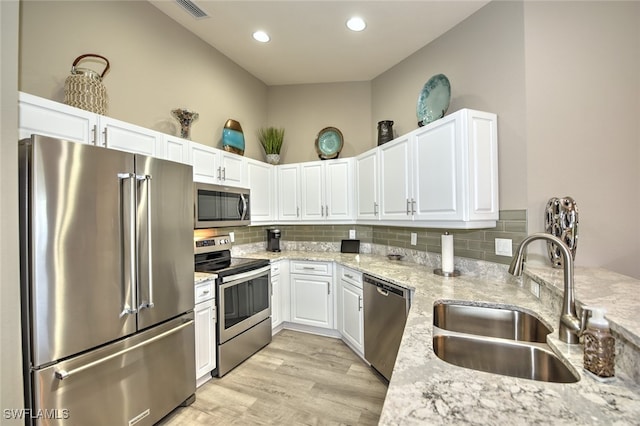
266,229,281,252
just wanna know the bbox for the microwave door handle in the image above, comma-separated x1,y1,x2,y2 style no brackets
241,194,248,220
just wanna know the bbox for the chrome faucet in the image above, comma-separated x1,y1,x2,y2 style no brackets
508,233,582,344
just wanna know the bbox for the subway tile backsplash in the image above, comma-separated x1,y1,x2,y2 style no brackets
225,209,527,265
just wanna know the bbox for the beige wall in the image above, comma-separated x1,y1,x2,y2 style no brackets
267,82,372,163
19,0,268,160
1,0,24,419
523,1,640,276
371,1,527,210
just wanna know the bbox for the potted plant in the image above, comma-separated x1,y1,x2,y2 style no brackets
258,127,285,164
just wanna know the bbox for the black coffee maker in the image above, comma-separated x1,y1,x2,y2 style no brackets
266,229,281,252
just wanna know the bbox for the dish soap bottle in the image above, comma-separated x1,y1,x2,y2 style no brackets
583,307,615,379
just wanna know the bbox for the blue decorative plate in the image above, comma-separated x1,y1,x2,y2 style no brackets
416,74,451,126
315,127,343,160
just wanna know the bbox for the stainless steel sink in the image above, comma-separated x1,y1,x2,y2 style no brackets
432,334,579,383
433,302,552,343
432,301,579,383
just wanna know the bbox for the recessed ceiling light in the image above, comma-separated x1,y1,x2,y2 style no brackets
346,16,366,32
252,31,270,43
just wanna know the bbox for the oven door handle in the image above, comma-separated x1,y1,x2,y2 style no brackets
221,265,271,285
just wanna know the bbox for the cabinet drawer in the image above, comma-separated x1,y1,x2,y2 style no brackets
290,260,332,276
271,261,281,276
340,266,362,289
195,281,214,304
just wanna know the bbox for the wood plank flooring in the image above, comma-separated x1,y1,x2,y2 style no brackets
157,330,388,425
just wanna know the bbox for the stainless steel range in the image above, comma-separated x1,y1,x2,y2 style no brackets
194,231,271,377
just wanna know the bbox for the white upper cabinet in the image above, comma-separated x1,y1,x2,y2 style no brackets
277,164,301,221
379,109,498,228
19,92,98,144
98,116,163,157
219,151,246,187
300,159,354,221
247,158,276,223
163,135,191,164
190,143,220,184
356,148,379,220
379,134,412,221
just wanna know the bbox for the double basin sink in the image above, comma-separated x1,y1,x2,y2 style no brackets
432,301,579,383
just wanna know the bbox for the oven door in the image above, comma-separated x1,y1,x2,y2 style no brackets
218,265,271,344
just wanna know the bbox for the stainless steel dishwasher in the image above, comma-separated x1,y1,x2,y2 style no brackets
363,274,411,381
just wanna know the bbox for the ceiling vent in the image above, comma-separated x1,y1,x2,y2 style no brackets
175,0,209,19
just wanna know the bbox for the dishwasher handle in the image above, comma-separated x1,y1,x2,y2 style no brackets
363,274,408,299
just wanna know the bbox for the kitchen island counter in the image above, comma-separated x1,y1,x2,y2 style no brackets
240,250,640,424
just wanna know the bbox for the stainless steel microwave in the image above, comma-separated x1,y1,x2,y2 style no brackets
194,183,250,228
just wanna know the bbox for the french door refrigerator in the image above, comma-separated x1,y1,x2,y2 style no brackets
19,135,196,426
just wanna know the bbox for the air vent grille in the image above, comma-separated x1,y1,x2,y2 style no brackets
175,0,209,19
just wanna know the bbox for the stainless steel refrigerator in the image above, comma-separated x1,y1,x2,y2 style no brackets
19,135,196,425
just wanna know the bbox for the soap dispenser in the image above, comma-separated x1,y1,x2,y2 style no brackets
583,307,615,379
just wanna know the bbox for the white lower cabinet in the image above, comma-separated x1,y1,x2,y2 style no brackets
290,261,333,329
338,266,364,355
194,281,216,387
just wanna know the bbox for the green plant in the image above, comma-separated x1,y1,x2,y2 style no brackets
258,127,285,155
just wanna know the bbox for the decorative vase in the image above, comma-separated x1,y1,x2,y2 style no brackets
222,119,245,155
266,154,280,165
171,108,199,140
544,196,579,268
377,120,394,145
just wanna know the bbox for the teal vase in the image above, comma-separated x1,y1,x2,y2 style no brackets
222,119,245,155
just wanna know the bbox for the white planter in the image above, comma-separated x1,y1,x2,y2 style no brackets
266,154,280,165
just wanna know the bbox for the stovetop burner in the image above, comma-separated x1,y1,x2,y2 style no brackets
194,232,269,278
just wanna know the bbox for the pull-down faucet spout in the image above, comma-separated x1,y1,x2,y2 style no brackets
508,233,582,344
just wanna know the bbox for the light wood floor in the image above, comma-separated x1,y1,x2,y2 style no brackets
158,329,388,425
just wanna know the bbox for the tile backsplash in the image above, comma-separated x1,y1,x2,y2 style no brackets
224,209,527,265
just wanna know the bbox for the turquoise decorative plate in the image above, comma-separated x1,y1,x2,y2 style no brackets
416,74,451,127
315,127,343,160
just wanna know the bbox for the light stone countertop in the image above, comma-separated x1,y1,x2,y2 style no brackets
194,271,216,285
237,249,640,424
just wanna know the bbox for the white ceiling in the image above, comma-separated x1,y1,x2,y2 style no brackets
149,0,490,86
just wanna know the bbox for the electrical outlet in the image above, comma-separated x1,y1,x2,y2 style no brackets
410,232,417,246
495,238,512,256
229,231,235,243
349,229,356,239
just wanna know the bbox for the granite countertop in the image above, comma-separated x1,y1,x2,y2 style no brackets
194,271,216,285
239,250,640,424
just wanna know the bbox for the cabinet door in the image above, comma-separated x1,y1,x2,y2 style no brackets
220,152,246,187
290,274,333,329
277,164,301,221
164,135,191,164
356,149,379,220
412,116,464,221
191,142,220,184
466,111,499,221
247,158,276,223
99,116,162,157
300,161,324,220
325,159,353,220
19,92,98,144
340,280,364,354
194,299,215,382
271,271,282,329
379,135,412,220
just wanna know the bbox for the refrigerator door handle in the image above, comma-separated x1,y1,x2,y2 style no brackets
137,174,154,309
118,172,137,316
54,319,194,380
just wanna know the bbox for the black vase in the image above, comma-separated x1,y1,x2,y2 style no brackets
377,120,394,145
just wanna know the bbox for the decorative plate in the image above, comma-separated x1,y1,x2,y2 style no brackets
315,127,343,160
416,74,451,127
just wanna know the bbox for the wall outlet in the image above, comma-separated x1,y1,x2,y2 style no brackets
495,238,512,256
410,232,417,246
229,231,235,242
349,229,356,239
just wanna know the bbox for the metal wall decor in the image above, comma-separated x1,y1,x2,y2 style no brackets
544,196,579,268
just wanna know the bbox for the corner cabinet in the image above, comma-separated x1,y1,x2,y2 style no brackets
379,109,498,228
356,148,380,220
290,261,334,329
247,158,277,223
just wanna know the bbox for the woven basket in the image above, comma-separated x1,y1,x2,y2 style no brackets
64,54,109,115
